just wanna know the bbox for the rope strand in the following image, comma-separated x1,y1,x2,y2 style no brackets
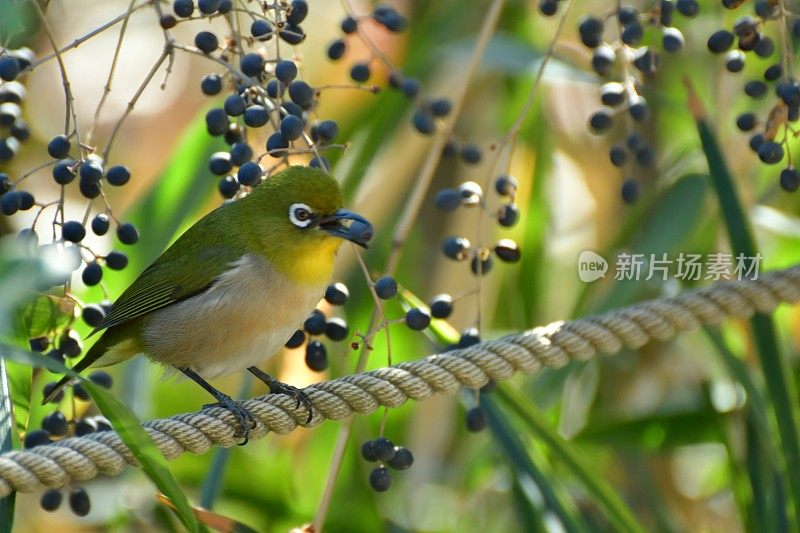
1,265,798,496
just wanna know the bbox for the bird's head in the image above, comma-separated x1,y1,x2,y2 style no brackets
241,166,373,284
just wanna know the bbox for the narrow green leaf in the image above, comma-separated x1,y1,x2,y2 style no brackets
83,382,200,533
496,385,646,533
689,83,800,524
483,397,584,533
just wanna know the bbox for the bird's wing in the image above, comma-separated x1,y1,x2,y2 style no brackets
91,214,249,334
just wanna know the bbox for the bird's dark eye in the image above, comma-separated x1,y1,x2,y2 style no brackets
289,203,315,228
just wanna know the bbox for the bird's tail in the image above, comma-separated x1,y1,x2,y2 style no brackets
41,329,139,404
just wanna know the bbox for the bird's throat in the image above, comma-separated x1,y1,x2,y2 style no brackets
265,237,340,286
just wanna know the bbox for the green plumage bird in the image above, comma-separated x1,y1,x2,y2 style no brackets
44,166,373,438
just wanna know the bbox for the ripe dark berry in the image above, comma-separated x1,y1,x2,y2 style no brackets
305,340,328,371
275,60,298,83
279,24,306,45
69,487,91,517
494,175,517,196
621,179,640,203
314,120,339,143
173,0,194,17
401,77,421,98
89,370,113,389
229,142,253,166
15,191,33,211
244,105,268,127
497,203,519,227
310,156,331,171
0,191,20,215
117,222,140,245
205,108,229,136
621,23,644,46
707,30,734,53
589,108,613,133
736,113,757,132
578,16,604,48
441,236,470,261
288,80,315,109
592,44,617,76
74,417,95,435
662,28,685,53
82,262,103,286
470,253,493,275
237,162,262,186
223,94,246,116
324,282,349,305
387,446,414,470
458,328,481,347
466,406,487,432
609,145,627,167
341,16,358,34
350,62,371,83
194,31,218,53
374,276,398,299
52,159,76,184
285,329,306,349
240,53,265,77
494,239,521,263
47,135,71,158
62,221,86,243
780,167,800,192
405,308,431,331
29,336,49,352
758,142,784,164
325,317,349,341
73,383,90,401
434,189,460,213
0,55,20,81
200,74,223,95
281,102,304,120
617,6,638,25
251,19,273,41
42,411,68,436
539,0,558,16
628,97,649,121
105,251,129,270
24,429,51,448
744,80,768,98
287,0,309,25
159,14,177,29
754,36,775,58
361,440,379,461
461,143,482,164
266,132,289,157
412,109,435,135
82,304,105,327
42,382,64,403
749,133,765,152
372,437,395,460
429,294,453,319
429,98,452,117
369,466,392,492
280,115,304,141
676,0,699,17
198,0,220,14
106,165,131,186
327,39,346,60
40,489,63,511
304,310,327,335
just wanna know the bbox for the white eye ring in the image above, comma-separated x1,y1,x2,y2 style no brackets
289,203,314,228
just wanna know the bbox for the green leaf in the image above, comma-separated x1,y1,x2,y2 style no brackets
16,294,72,339
496,385,646,533
83,382,201,533
690,85,800,524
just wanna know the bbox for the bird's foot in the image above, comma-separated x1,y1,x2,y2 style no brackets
203,395,256,445
248,367,313,424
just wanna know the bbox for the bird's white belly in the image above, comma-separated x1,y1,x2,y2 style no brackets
141,254,325,379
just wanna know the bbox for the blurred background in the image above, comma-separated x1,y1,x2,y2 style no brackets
2,0,800,531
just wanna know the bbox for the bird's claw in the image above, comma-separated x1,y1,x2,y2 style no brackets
267,381,314,424
204,395,256,445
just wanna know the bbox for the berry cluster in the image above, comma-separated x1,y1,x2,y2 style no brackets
707,1,800,192
581,1,698,202
287,281,351,372
435,176,521,277
0,47,34,213
39,487,91,517
360,436,414,492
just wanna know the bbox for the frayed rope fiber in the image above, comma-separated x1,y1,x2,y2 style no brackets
1,265,799,496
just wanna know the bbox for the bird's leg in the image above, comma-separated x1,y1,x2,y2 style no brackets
180,368,256,444
247,366,313,424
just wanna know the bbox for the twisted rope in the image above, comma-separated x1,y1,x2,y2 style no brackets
1,266,799,496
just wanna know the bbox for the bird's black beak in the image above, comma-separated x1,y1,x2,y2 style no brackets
319,208,373,248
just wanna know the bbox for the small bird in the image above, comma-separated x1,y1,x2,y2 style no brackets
44,166,373,439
